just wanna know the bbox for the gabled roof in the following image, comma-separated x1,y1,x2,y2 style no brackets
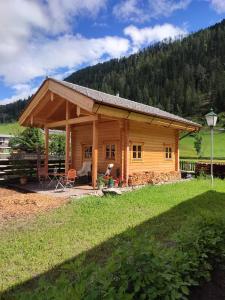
53,78,201,128
19,77,201,130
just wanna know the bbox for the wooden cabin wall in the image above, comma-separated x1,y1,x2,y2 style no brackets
71,120,121,176
128,120,178,174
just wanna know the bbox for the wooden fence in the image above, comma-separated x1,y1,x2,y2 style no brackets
180,160,196,173
0,159,65,182
180,160,225,178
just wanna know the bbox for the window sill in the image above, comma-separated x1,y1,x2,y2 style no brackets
131,159,144,163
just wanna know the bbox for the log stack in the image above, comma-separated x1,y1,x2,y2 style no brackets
129,171,181,186
196,162,225,178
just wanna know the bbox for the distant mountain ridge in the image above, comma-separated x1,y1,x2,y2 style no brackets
1,19,225,123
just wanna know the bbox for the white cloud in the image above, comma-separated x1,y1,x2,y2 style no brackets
124,23,187,47
44,0,107,33
0,0,188,104
208,0,225,13
113,0,148,22
0,34,129,85
0,0,130,87
0,83,38,105
113,0,191,22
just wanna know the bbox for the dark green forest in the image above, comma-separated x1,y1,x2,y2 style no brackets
0,98,30,123
1,19,225,123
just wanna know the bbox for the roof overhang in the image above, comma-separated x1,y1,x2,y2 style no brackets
19,78,201,132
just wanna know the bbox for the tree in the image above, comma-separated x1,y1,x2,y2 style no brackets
9,127,44,153
49,133,65,157
194,133,203,157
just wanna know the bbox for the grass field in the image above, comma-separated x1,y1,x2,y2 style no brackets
0,122,23,135
1,179,225,299
180,128,225,159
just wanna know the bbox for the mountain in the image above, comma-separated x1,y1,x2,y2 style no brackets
0,98,30,123
65,19,225,122
2,19,225,123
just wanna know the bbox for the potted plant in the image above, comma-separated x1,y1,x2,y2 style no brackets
97,175,105,190
118,178,124,188
108,177,114,188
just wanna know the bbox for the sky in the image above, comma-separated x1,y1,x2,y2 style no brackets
0,0,225,104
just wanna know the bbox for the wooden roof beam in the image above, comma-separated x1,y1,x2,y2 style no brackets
46,115,98,128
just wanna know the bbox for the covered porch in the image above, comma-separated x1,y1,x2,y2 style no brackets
19,79,129,188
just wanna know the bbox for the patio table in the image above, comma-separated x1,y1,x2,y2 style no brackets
48,172,65,189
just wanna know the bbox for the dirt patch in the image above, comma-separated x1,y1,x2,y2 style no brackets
190,266,225,300
0,187,69,223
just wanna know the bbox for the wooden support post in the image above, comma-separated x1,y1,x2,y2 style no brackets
65,101,71,174
76,105,80,117
92,120,98,188
44,126,49,173
124,119,129,186
120,120,125,180
175,130,179,172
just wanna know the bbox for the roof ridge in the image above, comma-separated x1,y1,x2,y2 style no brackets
50,78,200,128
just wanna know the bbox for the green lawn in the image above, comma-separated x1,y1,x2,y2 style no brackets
1,179,225,299
180,128,225,159
0,122,23,135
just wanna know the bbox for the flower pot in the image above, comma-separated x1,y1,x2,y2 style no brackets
20,176,27,185
98,184,104,190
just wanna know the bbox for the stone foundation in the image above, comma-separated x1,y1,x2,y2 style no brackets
129,171,181,186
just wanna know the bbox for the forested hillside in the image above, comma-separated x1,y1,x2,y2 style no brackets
1,19,225,123
66,19,225,120
0,98,30,123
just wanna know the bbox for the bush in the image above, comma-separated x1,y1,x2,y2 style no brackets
81,216,225,300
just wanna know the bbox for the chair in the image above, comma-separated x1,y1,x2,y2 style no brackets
55,169,77,190
77,161,92,177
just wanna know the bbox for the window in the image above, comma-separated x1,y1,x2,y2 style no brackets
84,145,92,159
105,144,116,160
165,146,172,159
132,144,142,160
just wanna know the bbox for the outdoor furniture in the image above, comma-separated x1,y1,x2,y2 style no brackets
55,169,77,191
48,167,59,186
77,161,92,177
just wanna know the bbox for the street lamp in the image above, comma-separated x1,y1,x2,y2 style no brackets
205,108,217,187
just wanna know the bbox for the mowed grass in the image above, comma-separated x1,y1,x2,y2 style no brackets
1,179,225,297
180,128,225,159
0,122,23,135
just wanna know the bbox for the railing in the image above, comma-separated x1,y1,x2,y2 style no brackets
0,158,65,182
180,160,196,173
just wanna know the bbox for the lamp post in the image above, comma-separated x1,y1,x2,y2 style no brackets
205,109,217,187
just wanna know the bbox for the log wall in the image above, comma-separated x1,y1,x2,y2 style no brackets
71,120,121,176
128,120,178,174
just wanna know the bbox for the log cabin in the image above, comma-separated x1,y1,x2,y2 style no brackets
19,78,201,188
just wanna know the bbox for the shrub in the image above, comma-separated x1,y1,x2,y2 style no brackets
81,216,225,299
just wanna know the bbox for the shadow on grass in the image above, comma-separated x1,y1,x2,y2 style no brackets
1,190,225,299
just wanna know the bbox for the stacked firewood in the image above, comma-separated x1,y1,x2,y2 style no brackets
196,162,225,178
129,171,181,186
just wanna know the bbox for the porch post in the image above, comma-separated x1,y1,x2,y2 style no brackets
120,120,124,180
65,101,71,174
124,119,129,186
92,120,98,188
44,126,49,173
175,130,179,172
